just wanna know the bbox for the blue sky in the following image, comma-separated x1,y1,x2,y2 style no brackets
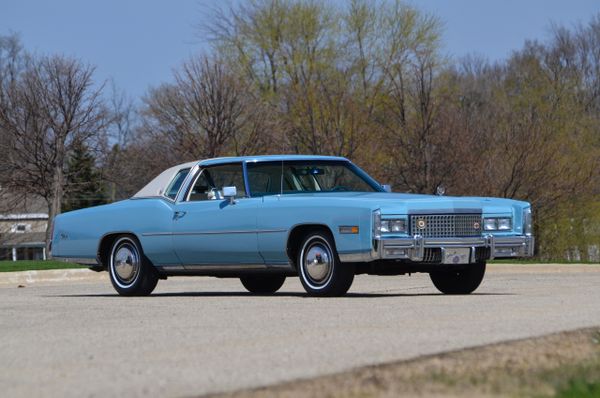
2,0,599,99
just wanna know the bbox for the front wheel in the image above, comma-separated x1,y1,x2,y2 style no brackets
240,275,286,294
429,262,486,295
108,235,159,296
297,231,354,297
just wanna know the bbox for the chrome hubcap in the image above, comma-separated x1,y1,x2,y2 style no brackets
304,243,332,284
113,243,139,284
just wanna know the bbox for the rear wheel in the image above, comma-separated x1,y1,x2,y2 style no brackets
240,275,286,294
429,262,486,294
108,236,159,296
297,231,354,297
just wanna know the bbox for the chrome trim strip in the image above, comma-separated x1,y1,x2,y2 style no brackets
183,264,267,271
157,263,293,270
142,229,287,237
54,256,98,266
408,208,482,215
157,265,185,271
338,251,377,262
487,234,496,260
141,232,172,237
413,234,424,261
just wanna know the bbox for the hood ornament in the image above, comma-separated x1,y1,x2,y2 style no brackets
435,185,446,196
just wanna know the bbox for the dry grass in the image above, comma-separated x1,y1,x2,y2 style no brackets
204,328,600,398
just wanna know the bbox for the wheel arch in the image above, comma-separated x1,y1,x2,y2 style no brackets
97,231,143,269
286,224,336,269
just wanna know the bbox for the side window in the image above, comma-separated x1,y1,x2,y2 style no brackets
164,168,190,200
187,172,212,201
247,162,282,197
246,161,296,196
187,163,246,201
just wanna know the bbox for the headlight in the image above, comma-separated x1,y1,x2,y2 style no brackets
373,210,407,237
381,219,407,233
484,217,512,231
483,218,497,231
497,218,512,230
390,219,407,232
523,208,532,235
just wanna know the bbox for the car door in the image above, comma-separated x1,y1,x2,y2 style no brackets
171,163,263,267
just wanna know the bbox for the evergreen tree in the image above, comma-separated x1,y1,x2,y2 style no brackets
62,142,107,212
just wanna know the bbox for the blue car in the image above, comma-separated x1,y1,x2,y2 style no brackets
51,155,534,296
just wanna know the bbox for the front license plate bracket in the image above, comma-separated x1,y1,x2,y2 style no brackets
442,248,471,264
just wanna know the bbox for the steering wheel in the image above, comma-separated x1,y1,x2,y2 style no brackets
330,186,349,192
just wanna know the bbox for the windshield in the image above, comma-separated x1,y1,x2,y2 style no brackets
247,160,382,196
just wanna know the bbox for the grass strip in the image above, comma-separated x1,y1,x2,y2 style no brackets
0,260,86,272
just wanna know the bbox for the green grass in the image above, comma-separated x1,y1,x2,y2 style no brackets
555,379,600,398
0,260,86,272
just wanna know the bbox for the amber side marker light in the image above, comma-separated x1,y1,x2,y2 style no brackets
339,226,359,234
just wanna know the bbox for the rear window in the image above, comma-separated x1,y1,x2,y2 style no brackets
164,168,190,200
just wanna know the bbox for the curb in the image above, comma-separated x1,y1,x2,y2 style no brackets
0,268,107,286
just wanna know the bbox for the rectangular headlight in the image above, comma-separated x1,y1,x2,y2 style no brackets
497,218,512,230
484,217,512,231
381,218,407,234
380,220,391,233
373,211,407,237
390,219,406,233
483,218,497,231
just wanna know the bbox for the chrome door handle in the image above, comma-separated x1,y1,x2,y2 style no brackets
173,211,187,220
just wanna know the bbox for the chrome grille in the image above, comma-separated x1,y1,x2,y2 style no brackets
410,214,482,238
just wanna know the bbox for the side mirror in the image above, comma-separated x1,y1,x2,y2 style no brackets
382,184,392,193
221,186,237,204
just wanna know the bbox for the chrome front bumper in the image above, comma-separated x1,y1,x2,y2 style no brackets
339,234,534,263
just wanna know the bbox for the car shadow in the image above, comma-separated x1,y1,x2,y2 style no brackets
46,291,515,298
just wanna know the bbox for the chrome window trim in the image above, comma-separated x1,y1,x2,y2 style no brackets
175,164,201,202
242,161,252,198
183,167,207,202
162,167,193,202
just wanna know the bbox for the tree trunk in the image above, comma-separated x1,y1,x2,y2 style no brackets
45,160,64,259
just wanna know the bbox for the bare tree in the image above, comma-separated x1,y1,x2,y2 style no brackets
140,55,274,163
0,55,108,256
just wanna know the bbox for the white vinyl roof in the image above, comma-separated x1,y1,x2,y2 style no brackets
132,161,197,198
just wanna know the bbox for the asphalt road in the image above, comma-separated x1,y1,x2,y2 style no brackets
1,265,600,398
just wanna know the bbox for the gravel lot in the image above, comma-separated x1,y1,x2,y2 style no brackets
1,265,599,398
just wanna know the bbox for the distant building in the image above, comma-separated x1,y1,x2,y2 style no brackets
0,194,48,261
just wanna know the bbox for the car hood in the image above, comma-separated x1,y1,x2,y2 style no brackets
285,192,529,215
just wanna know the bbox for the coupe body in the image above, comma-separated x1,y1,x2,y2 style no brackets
51,155,534,296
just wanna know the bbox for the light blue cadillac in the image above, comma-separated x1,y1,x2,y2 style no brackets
51,155,534,296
